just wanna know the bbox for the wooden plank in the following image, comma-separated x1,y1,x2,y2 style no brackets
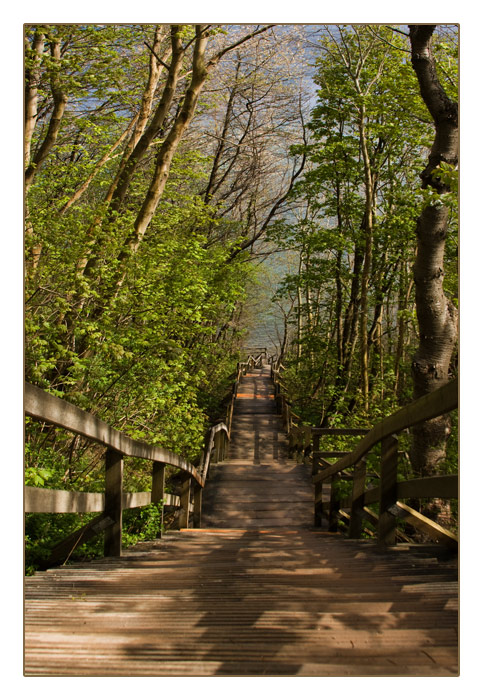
362,506,379,527
397,475,458,500
24,485,180,514
164,493,181,508
25,382,204,487
388,502,458,551
379,435,398,546
25,486,104,513
104,449,123,557
313,379,457,484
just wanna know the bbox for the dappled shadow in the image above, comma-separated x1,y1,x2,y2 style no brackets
26,527,458,676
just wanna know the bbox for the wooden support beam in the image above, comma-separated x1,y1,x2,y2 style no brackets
104,448,124,557
41,513,114,570
388,502,458,551
378,434,398,546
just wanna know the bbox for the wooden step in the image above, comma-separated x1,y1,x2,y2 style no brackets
25,529,458,676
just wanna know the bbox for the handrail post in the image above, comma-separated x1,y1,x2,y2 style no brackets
378,434,398,546
328,474,341,533
193,483,202,528
221,431,228,461
348,457,367,539
178,473,191,529
314,480,323,527
213,432,220,464
312,432,320,476
312,431,323,527
152,461,166,538
104,448,124,557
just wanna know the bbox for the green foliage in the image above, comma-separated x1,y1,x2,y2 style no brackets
268,25,458,448
24,24,256,573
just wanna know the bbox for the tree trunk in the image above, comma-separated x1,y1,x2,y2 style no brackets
25,37,68,190
24,30,45,169
408,25,458,478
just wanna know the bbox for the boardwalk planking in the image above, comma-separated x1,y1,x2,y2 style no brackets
24,363,458,676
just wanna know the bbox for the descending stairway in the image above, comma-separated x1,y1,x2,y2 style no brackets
24,362,458,676
24,530,458,676
202,364,314,528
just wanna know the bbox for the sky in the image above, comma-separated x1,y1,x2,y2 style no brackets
3,0,481,695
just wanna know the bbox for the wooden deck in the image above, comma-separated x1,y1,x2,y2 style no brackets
24,364,458,676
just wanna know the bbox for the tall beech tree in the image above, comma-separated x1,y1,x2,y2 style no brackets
408,25,458,477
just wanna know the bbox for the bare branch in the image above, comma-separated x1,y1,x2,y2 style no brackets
143,41,170,70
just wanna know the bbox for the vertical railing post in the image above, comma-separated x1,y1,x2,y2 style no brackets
221,431,227,461
104,448,124,557
152,461,166,538
378,434,398,546
312,431,322,526
193,483,202,528
328,474,341,533
178,473,191,529
312,432,320,476
348,457,367,539
314,480,323,527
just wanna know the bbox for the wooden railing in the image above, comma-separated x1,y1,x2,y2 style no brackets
271,364,458,551
25,380,230,568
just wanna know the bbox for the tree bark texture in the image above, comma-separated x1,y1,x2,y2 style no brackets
409,25,458,477
25,38,68,190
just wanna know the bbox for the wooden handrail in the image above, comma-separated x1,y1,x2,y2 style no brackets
312,380,458,548
199,422,229,482
313,379,457,484
25,382,204,486
271,364,458,550
24,486,183,513
25,374,233,566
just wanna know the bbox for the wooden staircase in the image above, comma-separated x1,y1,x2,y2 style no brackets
24,362,458,676
202,365,314,529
